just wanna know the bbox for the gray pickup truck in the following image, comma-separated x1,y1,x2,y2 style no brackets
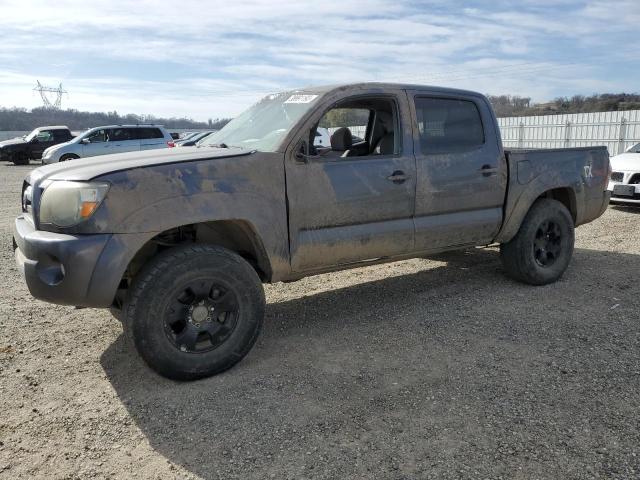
13,83,611,380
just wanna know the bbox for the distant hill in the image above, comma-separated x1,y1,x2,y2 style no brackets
0,106,231,131
488,93,640,117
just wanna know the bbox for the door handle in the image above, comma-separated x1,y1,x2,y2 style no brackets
387,170,409,184
480,164,498,176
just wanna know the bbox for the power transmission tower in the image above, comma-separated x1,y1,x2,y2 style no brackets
33,80,67,109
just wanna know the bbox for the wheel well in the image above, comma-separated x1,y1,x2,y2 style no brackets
115,221,271,306
539,187,577,222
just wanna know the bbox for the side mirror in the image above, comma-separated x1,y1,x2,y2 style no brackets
81,138,90,144
294,140,320,163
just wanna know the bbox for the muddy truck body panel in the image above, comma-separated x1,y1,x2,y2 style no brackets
13,82,610,310
496,146,610,243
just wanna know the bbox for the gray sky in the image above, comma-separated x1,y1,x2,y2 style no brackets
1,0,638,120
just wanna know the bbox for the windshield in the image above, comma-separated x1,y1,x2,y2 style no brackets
24,128,40,141
626,142,640,153
200,91,321,152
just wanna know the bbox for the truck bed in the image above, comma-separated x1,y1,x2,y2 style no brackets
496,145,610,242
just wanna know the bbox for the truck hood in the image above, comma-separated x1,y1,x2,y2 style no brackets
0,138,26,148
27,146,252,185
611,153,640,172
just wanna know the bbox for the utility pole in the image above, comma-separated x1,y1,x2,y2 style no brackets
33,80,67,110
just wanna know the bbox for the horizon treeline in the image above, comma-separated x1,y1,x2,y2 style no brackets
2,92,640,131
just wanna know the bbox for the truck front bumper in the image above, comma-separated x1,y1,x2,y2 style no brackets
13,214,112,307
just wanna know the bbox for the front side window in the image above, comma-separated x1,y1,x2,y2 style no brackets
309,97,399,159
85,129,107,143
35,131,53,142
414,97,484,154
200,91,322,152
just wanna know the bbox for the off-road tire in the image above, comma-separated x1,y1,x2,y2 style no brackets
59,154,79,162
12,152,28,165
500,198,575,285
123,244,265,380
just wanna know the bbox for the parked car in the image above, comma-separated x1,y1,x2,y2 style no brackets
41,124,174,164
174,130,216,147
0,126,73,165
608,142,640,205
13,82,611,380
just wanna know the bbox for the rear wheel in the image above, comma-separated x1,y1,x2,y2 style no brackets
500,198,575,285
123,244,265,380
12,152,28,165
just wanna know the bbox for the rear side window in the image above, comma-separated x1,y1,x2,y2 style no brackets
134,128,164,139
110,128,132,141
414,97,484,154
52,130,69,140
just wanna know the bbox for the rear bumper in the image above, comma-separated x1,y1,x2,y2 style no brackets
610,196,640,205
13,214,111,307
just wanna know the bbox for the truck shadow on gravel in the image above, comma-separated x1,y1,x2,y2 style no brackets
610,205,640,214
100,247,640,479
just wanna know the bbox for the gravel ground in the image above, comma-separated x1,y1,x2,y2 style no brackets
1,161,639,480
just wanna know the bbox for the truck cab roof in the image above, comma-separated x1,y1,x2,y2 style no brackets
297,82,486,99
35,125,70,131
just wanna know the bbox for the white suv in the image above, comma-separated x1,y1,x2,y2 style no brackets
608,142,640,205
42,125,174,164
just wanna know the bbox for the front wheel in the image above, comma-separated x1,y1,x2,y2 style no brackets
59,154,80,162
500,198,575,285
12,152,28,165
123,244,265,380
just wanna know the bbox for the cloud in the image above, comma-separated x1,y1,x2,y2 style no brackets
0,0,638,119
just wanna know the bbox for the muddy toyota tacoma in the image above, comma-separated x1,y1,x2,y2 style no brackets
13,83,611,380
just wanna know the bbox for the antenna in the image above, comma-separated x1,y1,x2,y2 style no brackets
33,80,68,109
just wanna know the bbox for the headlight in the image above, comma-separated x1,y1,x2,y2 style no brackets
39,181,109,227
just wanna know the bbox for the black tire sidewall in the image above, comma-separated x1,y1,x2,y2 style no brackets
502,199,575,285
12,152,28,165
125,245,265,380
60,154,79,162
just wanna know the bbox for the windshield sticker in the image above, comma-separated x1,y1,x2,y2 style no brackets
284,94,318,104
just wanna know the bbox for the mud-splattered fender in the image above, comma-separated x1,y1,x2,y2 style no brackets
87,152,291,281
494,147,609,243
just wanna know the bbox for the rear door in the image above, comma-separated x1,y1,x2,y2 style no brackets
108,128,140,154
285,90,416,272
137,127,167,150
407,91,507,250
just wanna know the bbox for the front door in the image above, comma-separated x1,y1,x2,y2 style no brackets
285,91,416,272
407,91,507,251
82,128,113,157
30,130,55,158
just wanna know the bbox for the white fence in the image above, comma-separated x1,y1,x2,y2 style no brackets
498,110,640,156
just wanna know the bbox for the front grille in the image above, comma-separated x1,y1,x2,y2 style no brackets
611,171,624,182
630,174,640,185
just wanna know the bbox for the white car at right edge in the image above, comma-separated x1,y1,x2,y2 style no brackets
608,142,640,205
